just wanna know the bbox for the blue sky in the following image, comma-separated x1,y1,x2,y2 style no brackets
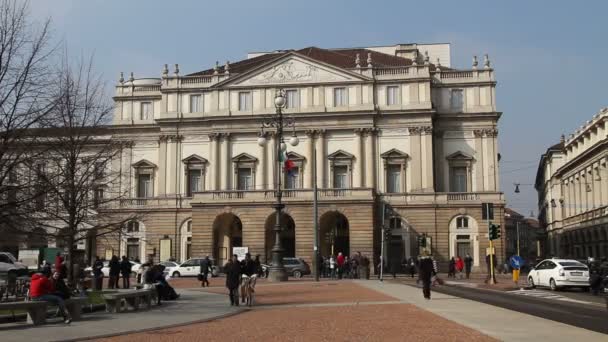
30,0,608,216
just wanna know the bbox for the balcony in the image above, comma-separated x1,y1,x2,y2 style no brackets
381,192,504,205
114,196,192,210
192,188,375,204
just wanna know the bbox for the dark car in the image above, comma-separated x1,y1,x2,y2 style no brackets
261,257,311,278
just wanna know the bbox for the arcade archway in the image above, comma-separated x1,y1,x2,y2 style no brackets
319,211,350,258
264,212,296,263
213,213,242,266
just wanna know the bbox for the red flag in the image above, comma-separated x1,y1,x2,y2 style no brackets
284,159,296,176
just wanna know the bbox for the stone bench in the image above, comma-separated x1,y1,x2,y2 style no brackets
0,301,48,325
104,290,154,313
64,297,90,320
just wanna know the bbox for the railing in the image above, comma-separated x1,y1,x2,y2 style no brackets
116,197,192,209
447,193,480,201
181,76,213,85
562,205,608,226
382,192,502,204
374,68,410,76
440,71,474,79
132,85,161,92
195,188,374,202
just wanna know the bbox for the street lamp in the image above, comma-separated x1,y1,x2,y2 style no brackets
258,89,299,282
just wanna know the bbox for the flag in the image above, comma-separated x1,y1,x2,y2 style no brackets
278,150,286,162
284,159,296,176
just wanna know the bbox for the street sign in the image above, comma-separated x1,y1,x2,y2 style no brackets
232,247,249,261
509,255,524,270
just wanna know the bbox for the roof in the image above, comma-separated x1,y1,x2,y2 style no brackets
187,46,448,76
504,208,524,219
524,218,540,228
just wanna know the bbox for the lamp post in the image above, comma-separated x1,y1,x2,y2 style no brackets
258,90,299,282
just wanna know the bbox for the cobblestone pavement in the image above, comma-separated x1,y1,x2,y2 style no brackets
96,303,497,342
93,280,497,342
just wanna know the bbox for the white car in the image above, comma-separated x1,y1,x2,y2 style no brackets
0,252,28,275
85,260,141,277
169,258,219,278
527,258,589,291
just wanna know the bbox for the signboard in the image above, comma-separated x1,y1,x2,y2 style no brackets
509,255,524,270
232,247,249,261
104,248,113,261
485,247,495,256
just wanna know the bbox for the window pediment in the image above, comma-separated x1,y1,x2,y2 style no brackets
182,154,208,165
328,150,355,161
446,151,474,161
286,151,305,161
132,159,157,169
231,153,258,163
381,148,409,164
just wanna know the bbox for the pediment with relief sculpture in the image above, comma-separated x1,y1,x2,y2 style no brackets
229,55,366,87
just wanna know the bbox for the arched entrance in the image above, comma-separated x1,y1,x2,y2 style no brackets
319,211,349,257
448,215,479,267
213,213,242,267
264,212,296,263
180,219,192,262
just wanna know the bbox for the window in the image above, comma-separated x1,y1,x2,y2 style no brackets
187,169,202,196
456,216,469,229
285,167,300,189
386,164,401,193
450,89,463,111
285,90,299,109
237,168,253,190
186,237,192,260
387,86,399,105
238,92,251,111
93,187,104,208
450,167,468,192
333,87,347,107
333,165,348,188
94,162,105,180
126,238,140,260
389,217,402,230
137,173,152,198
190,95,201,113
127,221,140,233
186,221,192,233
141,102,152,120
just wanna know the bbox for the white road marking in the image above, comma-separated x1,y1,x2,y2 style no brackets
507,289,594,304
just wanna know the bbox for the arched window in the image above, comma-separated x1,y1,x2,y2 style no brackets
456,216,469,229
181,219,193,262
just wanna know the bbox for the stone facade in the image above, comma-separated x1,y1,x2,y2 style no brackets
94,43,504,272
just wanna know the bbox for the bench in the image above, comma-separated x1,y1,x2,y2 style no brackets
63,297,89,320
0,301,48,325
104,290,154,313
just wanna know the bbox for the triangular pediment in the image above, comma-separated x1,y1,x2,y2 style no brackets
381,148,409,159
182,154,208,164
286,151,305,161
227,54,369,87
231,152,258,163
446,151,474,160
328,149,355,160
132,159,157,168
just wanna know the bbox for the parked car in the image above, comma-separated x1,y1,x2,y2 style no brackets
527,258,589,291
262,257,311,278
84,260,141,277
0,252,28,276
168,258,219,278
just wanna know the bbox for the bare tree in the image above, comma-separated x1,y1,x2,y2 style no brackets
28,57,144,283
0,0,56,239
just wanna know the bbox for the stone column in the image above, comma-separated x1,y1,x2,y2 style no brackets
600,162,607,206
220,133,231,190
421,126,434,192
256,133,267,190
409,127,421,191
208,133,219,190
364,128,377,188
167,135,182,195
157,135,168,195
434,130,445,192
353,128,364,188
315,129,326,188
304,130,315,189
267,133,276,190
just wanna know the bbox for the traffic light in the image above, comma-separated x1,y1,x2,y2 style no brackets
418,234,427,248
489,224,501,240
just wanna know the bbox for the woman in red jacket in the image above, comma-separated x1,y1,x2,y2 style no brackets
455,256,465,279
29,273,72,324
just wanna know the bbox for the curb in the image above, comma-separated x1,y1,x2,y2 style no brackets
54,307,248,342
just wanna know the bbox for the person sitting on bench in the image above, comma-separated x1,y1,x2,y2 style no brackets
29,273,72,324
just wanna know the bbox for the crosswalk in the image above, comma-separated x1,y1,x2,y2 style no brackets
506,289,593,304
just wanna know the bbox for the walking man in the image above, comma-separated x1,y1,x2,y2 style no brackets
418,251,434,300
464,254,473,279
200,256,212,287
225,255,241,306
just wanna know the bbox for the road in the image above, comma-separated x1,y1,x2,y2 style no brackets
432,284,608,334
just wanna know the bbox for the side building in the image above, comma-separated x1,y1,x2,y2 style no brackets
91,42,504,272
536,108,608,259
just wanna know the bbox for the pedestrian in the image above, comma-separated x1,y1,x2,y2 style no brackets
360,254,371,279
120,256,132,289
317,253,324,278
448,257,456,278
30,272,72,324
329,255,336,279
108,255,120,289
92,256,104,290
54,252,63,274
455,256,465,279
225,254,241,306
336,252,345,279
589,268,602,295
418,251,434,300
408,257,416,278
51,271,71,299
464,254,473,279
144,264,163,306
254,254,263,277
199,255,212,287
390,259,399,279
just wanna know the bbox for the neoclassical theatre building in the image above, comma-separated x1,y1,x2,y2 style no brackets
98,42,505,271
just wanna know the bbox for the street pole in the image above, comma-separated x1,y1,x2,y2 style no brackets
487,203,496,285
313,147,319,282
516,220,520,257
